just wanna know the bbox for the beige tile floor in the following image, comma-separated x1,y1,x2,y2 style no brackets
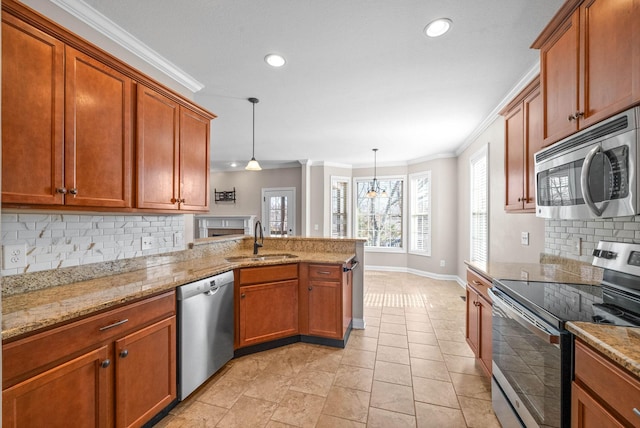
155,271,501,427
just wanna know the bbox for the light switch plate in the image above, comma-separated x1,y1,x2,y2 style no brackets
3,244,27,269
521,232,529,246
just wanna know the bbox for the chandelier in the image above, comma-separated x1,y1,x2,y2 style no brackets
245,97,262,171
367,148,387,198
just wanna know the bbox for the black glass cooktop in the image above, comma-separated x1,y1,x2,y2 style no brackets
493,278,640,329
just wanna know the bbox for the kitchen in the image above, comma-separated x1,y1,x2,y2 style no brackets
2,0,640,427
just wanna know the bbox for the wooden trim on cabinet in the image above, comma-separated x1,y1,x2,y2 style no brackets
531,0,582,49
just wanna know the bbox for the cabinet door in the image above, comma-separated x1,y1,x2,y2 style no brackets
541,11,580,145
137,85,180,210
504,103,525,211
1,14,64,205
579,0,637,128
571,382,625,428
308,280,342,339
239,280,299,347
465,286,479,355
115,316,176,428
65,46,132,208
524,86,543,210
2,345,111,428
179,107,210,211
478,294,492,376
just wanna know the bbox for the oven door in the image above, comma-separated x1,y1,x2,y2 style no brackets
489,288,568,428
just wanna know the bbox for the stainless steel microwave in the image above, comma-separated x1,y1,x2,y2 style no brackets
534,107,640,219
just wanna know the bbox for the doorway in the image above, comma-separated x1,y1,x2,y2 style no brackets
262,188,296,236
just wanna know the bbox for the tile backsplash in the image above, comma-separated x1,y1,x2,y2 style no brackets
1,213,185,276
545,216,640,262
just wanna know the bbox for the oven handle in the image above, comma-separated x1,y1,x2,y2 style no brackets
580,144,608,217
488,288,560,345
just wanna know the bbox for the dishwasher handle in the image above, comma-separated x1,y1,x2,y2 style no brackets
204,284,220,296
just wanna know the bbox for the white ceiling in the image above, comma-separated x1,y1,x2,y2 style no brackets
73,0,562,170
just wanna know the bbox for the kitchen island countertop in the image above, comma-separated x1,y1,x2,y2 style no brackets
2,248,355,341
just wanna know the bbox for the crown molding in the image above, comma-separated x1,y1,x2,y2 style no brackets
49,0,205,93
455,60,540,156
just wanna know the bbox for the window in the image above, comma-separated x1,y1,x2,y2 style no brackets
410,171,431,255
470,146,489,263
355,177,404,249
331,176,350,238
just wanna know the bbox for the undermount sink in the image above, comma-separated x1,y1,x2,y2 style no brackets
225,253,298,263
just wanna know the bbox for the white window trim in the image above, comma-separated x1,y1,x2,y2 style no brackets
469,144,489,263
330,175,352,238
353,174,407,253
408,170,432,257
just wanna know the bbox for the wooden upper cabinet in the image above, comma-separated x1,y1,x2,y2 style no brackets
1,13,65,205
137,86,211,212
65,46,132,208
137,85,180,211
502,78,541,212
2,14,132,208
179,107,211,211
535,0,640,145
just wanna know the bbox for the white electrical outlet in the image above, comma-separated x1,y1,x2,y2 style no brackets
141,236,155,250
173,232,184,248
3,244,27,269
440,260,446,267
521,232,529,246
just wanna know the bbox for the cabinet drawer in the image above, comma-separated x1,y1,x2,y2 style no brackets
238,263,298,285
574,340,640,426
467,268,492,301
3,291,175,388
309,264,342,281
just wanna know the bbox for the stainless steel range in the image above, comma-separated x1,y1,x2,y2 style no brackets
490,241,640,428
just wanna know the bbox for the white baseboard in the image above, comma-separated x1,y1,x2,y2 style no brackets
365,265,466,289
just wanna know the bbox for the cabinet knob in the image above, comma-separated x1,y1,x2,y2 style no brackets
633,408,640,417
69,188,78,196
180,198,186,203
567,111,585,122
119,349,129,358
56,187,67,194
241,293,246,298
101,359,111,369
308,286,312,291
171,198,178,204
567,114,575,122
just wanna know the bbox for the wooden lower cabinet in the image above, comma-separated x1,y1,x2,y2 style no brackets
307,279,342,338
238,280,299,347
3,345,111,428
115,317,176,428
465,268,492,377
572,339,640,427
2,291,176,428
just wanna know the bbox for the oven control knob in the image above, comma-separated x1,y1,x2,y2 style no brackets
592,249,617,259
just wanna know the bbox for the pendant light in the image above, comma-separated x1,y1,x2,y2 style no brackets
245,97,262,171
367,148,387,198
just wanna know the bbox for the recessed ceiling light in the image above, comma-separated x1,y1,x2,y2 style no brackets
265,53,286,67
424,18,452,38
230,162,237,168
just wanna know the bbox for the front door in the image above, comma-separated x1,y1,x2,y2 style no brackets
262,188,296,236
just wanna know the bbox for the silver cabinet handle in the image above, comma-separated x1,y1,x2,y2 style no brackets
99,318,129,331
580,145,607,217
56,187,67,194
633,408,640,417
101,359,111,369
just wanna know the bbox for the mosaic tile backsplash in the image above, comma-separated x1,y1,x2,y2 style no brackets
545,216,640,263
1,213,185,276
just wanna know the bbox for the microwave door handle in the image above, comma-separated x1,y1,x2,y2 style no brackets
488,288,560,345
580,145,607,217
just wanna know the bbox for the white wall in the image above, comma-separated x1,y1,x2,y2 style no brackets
209,167,302,232
456,117,545,279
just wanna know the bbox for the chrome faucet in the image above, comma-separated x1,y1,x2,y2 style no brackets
253,220,264,254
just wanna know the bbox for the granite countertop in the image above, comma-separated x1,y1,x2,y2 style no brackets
465,259,602,285
2,249,355,341
566,321,640,379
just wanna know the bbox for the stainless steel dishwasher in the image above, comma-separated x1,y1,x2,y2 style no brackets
177,270,234,400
